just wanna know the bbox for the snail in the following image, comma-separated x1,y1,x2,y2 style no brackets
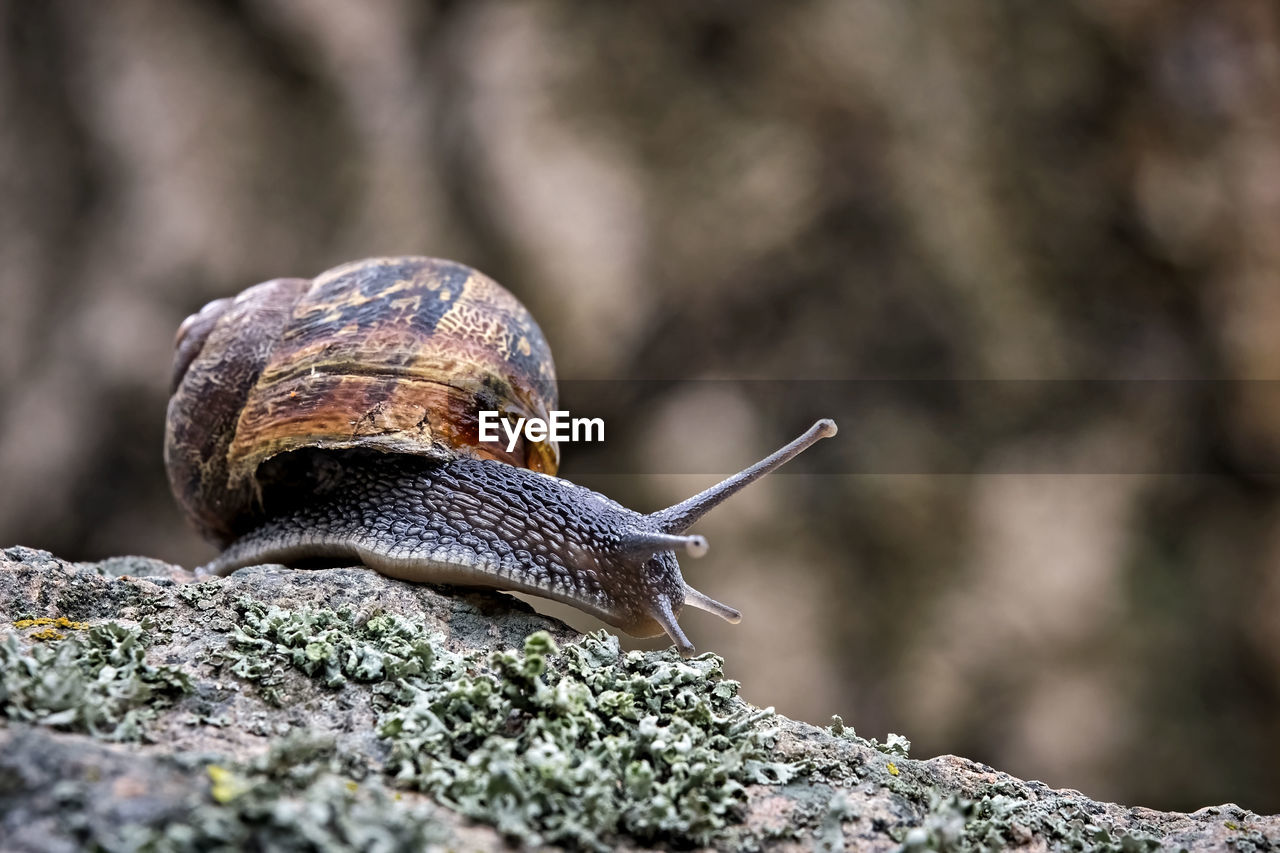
165,256,836,656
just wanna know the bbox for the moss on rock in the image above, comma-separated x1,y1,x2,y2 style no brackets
219,596,794,850
126,734,449,852
0,620,191,740
1,549,1277,852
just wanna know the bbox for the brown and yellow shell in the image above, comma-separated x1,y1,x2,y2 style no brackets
165,256,559,547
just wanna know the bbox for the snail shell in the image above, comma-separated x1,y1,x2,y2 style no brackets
165,257,558,548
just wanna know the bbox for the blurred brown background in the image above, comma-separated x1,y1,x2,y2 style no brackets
2,0,1279,814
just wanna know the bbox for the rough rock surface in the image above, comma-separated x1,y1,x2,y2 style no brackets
0,546,1275,853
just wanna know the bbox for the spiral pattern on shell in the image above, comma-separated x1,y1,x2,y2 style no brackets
165,256,559,547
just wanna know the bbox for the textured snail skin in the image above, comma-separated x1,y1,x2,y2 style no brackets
204,454,694,648
200,418,839,656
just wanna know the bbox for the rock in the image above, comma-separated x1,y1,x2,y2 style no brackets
0,546,1276,852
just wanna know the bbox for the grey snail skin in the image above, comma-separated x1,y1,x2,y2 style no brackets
165,256,837,657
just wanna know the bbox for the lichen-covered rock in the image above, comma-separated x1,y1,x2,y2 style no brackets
1,546,1276,852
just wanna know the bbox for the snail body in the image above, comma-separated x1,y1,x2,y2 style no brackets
166,256,836,656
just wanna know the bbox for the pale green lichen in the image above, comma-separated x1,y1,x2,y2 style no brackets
896,791,1164,853
87,734,449,852
224,601,434,691
0,621,191,740
219,600,795,851
830,713,912,758
382,631,793,850
136,773,447,852
815,793,859,852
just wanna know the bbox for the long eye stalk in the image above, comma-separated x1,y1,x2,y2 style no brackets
650,418,838,534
